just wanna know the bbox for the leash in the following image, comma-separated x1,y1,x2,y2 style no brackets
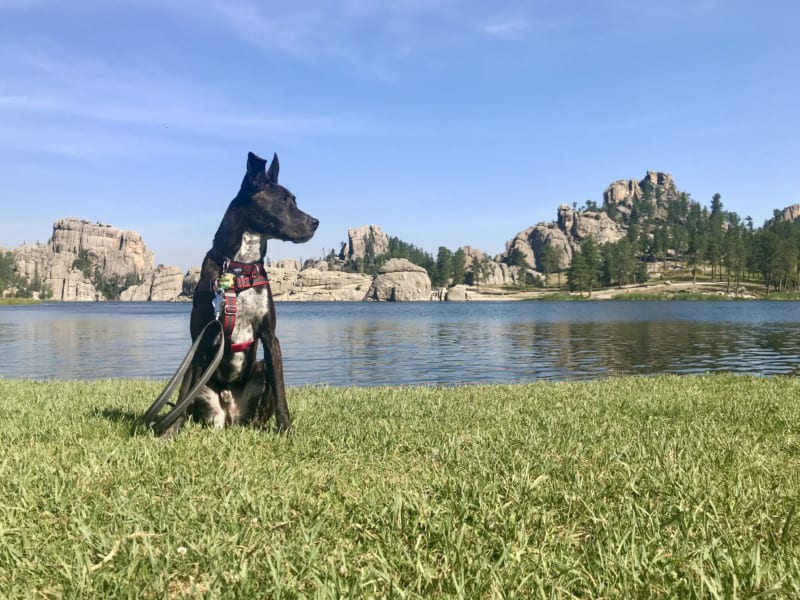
142,258,270,435
142,319,225,436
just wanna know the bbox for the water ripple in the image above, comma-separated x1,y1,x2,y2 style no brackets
2,300,800,385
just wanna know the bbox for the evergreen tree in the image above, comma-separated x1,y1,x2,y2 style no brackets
566,251,588,295
452,248,466,286
707,193,724,280
567,237,602,296
434,247,453,288
538,244,559,288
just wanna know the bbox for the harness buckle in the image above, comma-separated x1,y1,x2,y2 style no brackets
224,299,238,316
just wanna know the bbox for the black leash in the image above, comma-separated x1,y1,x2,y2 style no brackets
142,319,225,436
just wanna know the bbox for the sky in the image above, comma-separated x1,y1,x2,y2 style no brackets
1,1,799,271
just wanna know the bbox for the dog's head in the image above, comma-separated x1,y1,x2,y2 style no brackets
236,152,318,243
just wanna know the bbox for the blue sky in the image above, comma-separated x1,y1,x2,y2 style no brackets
1,1,798,270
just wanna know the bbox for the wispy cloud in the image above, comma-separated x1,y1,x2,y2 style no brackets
0,37,399,162
483,16,528,37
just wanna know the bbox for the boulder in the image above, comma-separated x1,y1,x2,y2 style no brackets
120,264,184,301
120,282,150,302
364,258,431,301
281,268,371,301
445,285,470,301
149,265,184,301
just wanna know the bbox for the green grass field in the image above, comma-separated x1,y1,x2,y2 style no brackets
2,375,799,598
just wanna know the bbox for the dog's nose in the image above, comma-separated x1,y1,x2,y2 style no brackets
311,217,319,230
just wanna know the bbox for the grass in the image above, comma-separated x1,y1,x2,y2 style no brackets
765,291,800,301
611,291,734,301
529,292,587,301
0,297,41,306
2,375,800,598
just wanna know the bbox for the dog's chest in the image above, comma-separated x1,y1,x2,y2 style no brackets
216,287,269,381
214,231,271,381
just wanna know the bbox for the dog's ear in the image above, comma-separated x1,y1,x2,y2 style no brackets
266,153,280,184
247,152,267,177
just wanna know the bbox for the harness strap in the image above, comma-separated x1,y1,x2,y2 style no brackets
218,260,270,353
230,339,256,353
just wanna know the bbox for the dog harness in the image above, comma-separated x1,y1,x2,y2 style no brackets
214,259,270,353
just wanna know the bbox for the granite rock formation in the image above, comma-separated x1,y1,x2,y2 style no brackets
121,265,185,301
776,204,800,223
461,245,516,286
500,171,674,272
603,171,680,222
445,284,470,301
364,258,431,301
340,225,389,263
265,259,372,301
10,218,183,301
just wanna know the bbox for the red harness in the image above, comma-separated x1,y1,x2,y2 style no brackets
217,260,270,353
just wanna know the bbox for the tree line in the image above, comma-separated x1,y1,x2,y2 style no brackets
567,193,800,296
335,191,800,296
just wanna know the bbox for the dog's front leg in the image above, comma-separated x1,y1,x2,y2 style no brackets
257,324,292,433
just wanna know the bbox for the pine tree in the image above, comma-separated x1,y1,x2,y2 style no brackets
452,248,466,286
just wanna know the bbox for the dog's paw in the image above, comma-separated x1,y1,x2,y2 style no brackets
220,389,234,405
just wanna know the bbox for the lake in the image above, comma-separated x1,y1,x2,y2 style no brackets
1,301,799,385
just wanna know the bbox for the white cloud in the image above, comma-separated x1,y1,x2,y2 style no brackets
483,16,528,37
0,38,399,159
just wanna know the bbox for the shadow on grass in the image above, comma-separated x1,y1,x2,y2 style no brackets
95,407,153,437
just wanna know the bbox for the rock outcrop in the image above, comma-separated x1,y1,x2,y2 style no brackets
261,260,372,301
461,246,516,286
48,218,153,278
445,284,470,301
121,265,185,302
603,171,680,222
340,225,389,263
286,268,372,301
10,218,183,301
777,204,800,223
500,171,674,272
364,258,431,301
558,206,625,245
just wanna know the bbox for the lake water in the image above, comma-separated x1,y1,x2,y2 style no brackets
1,301,799,385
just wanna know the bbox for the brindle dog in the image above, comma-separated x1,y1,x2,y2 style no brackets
163,152,317,436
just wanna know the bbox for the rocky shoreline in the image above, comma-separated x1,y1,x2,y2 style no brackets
5,170,800,302
3,218,443,302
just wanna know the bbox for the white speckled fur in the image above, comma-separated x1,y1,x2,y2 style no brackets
202,231,270,426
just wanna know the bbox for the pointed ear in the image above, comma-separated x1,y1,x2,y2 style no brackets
247,152,267,177
266,153,280,184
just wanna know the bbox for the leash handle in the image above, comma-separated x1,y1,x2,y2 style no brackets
142,319,223,432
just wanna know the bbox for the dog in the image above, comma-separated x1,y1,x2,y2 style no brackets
162,151,318,436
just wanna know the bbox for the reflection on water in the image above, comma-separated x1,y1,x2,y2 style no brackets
1,301,800,385
0,303,189,380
